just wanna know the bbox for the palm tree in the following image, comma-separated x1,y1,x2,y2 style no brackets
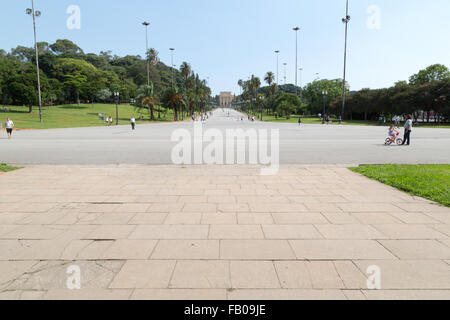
264,72,275,86
162,87,184,121
180,62,192,119
136,83,158,120
249,75,262,120
147,48,159,66
264,72,277,118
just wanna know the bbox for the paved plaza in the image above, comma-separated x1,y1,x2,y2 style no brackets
1,109,450,166
0,165,449,300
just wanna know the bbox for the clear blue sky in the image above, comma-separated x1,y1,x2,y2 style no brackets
2,0,450,95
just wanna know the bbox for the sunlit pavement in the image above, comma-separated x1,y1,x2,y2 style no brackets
0,165,449,300
1,109,450,166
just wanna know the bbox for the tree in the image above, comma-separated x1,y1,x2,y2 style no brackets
147,48,159,66
11,46,35,62
6,68,49,113
136,83,159,120
303,79,345,115
96,88,112,102
274,92,302,119
409,64,450,85
63,72,87,106
180,62,193,114
50,39,84,56
161,87,184,121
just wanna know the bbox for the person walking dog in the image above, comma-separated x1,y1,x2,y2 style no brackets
402,115,413,146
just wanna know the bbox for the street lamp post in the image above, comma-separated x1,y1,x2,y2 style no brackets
283,63,287,85
322,90,328,125
299,68,303,98
26,1,43,123
274,50,280,85
142,21,150,86
114,92,120,125
293,27,300,96
170,48,175,87
341,0,351,120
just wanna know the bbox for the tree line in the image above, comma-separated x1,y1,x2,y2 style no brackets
0,39,213,121
236,64,449,123
330,64,449,123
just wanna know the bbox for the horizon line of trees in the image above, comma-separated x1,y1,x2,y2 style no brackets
235,64,449,122
0,39,213,121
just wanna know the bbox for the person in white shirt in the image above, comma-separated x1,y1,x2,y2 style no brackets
5,117,14,139
402,115,413,146
130,116,136,130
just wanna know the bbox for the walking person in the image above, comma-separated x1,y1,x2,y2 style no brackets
130,115,136,130
401,115,413,146
5,117,14,139
298,117,302,126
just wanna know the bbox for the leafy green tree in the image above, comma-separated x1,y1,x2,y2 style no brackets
6,68,49,113
50,39,84,56
11,46,35,62
96,88,112,102
63,73,87,106
303,79,345,115
409,64,450,85
274,92,302,119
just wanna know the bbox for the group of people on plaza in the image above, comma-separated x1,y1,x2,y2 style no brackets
2,113,414,145
104,115,114,126
317,114,343,125
192,112,212,122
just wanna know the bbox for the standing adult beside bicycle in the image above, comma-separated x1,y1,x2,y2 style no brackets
402,115,413,146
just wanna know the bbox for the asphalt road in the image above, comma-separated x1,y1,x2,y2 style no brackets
1,109,449,166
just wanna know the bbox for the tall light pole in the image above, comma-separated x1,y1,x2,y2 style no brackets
114,92,120,125
293,27,300,96
341,0,351,120
170,48,175,87
142,21,150,86
283,63,287,85
26,1,43,123
299,68,303,98
274,50,280,85
322,90,328,125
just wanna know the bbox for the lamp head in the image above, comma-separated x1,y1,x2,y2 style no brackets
142,22,150,26
35,11,41,17
293,27,300,31
26,8,32,15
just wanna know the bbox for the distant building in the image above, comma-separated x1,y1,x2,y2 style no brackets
218,92,234,107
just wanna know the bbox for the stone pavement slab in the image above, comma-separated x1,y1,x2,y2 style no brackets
0,165,449,300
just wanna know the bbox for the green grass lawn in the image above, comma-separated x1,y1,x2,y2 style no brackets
1,104,178,130
0,164,20,172
350,164,450,207
262,115,450,128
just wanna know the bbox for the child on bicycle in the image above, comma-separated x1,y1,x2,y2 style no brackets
388,125,399,143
